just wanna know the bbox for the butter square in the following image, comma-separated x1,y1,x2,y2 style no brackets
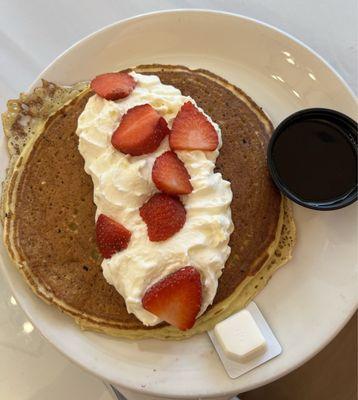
214,309,266,362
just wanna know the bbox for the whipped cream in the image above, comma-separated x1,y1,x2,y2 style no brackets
76,72,233,326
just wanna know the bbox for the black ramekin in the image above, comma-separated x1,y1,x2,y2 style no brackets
267,108,357,210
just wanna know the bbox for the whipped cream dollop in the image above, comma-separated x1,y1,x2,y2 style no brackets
76,72,233,326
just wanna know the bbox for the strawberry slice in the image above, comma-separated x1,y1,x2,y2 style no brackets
111,104,169,156
152,151,193,195
142,266,202,330
90,72,136,100
170,101,219,151
95,214,131,258
139,193,186,241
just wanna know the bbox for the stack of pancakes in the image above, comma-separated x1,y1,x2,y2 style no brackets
1,65,295,339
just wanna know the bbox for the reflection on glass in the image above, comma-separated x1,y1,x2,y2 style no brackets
292,89,301,98
308,72,316,81
10,296,17,306
286,58,295,65
282,51,291,57
23,321,34,333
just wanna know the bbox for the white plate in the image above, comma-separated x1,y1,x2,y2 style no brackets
0,10,357,399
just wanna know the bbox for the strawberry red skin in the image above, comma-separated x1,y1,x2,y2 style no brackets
139,193,186,241
170,101,219,151
90,72,136,100
111,104,170,156
152,151,193,195
142,266,202,330
95,214,131,259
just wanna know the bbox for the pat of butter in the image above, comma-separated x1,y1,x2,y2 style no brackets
208,302,282,378
214,309,267,362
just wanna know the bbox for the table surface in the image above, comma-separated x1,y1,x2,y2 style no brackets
0,1,356,399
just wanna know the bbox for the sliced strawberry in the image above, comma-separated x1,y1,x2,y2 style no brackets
90,72,136,100
142,266,202,330
111,104,169,156
95,214,131,258
170,102,219,151
152,151,193,195
139,193,186,241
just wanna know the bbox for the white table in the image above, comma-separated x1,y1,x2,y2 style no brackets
0,1,356,399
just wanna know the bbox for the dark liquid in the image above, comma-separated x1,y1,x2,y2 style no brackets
272,119,357,203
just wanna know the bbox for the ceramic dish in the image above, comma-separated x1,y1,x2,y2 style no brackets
0,10,357,399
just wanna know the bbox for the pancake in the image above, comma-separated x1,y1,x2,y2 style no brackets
1,65,295,339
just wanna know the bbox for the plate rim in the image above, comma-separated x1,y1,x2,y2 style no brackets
29,8,357,102
1,9,357,398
